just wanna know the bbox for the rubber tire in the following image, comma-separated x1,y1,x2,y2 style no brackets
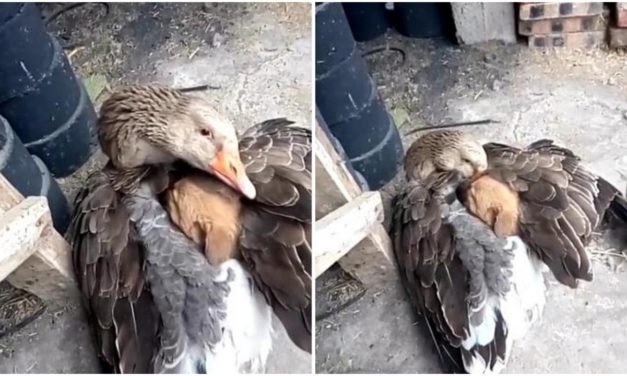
328,88,390,158
315,2,356,77
343,3,389,42
0,3,22,23
316,46,374,125
0,3,55,102
349,115,403,190
0,35,81,143
24,82,95,178
31,155,70,233
393,3,453,39
0,116,42,197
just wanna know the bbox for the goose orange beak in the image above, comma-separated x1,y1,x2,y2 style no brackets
210,150,256,199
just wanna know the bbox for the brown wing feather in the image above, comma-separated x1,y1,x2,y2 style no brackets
67,168,158,373
239,118,312,353
393,180,506,373
484,140,619,287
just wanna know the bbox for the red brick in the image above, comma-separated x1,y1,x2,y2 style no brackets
528,31,605,48
609,27,627,48
518,15,604,35
519,2,603,21
617,3,627,27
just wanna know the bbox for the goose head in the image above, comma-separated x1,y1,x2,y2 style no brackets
404,130,487,193
98,86,256,199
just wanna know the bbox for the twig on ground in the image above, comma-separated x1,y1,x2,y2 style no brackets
404,119,500,136
66,46,85,64
176,84,222,92
188,46,201,60
591,249,627,260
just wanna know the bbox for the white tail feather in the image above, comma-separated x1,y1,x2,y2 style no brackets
500,237,546,341
462,236,546,374
203,259,273,373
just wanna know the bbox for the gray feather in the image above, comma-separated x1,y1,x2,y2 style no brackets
443,200,514,324
123,183,230,373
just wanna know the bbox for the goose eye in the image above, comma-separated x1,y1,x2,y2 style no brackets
200,129,213,137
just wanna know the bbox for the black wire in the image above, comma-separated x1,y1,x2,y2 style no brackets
43,3,111,50
362,46,407,66
43,2,110,25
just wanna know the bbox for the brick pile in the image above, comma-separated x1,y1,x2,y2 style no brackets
518,2,606,48
609,3,627,48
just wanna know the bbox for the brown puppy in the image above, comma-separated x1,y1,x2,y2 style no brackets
166,173,242,265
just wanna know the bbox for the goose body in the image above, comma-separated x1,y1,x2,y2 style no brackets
67,86,311,373
393,130,627,373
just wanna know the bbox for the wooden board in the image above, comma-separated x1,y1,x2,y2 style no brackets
314,119,361,219
451,3,516,44
0,174,78,306
315,191,384,278
314,117,394,279
0,197,50,281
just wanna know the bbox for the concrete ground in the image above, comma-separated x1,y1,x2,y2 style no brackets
316,30,627,373
0,3,311,373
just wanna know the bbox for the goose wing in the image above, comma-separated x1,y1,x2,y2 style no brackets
483,140,619,287
238,118,312,353
67,168,159,373
392,180,509,373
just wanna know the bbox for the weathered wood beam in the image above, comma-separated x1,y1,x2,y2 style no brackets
0,173,78,305
315,191,384,278
314,119,395,280
314,120,361,207
0,197,50,281
451,3,516,45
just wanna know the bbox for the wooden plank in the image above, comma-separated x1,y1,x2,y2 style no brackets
314,120,361,211
0,197,50,281
337,225,398,287
314,117,395,280
7,228,79,306
0,174,24,211
0,173,78,305
315,158,349,219
314,191,384,278
451,3,516,44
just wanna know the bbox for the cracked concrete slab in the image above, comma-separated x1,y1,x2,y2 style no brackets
316,31,627,373
2,3,311,373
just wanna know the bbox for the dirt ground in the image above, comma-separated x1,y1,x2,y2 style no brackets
316,30,627,373
0,3,311,373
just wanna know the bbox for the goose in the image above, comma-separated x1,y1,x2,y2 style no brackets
391,130,627,373
67,86,311,373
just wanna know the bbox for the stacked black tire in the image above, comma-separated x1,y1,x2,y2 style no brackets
342,3,389,42
0,3,96,232
0,116,69,232
342,2,454,42
315,3,403,190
